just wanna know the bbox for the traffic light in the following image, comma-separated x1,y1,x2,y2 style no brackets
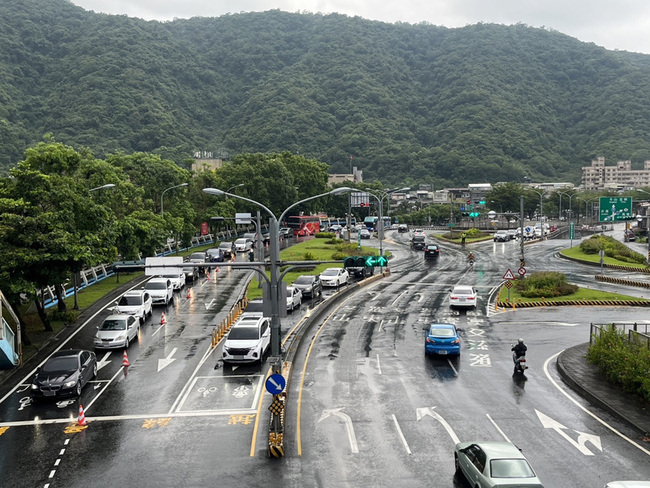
344,256,389,267
469,212,480,218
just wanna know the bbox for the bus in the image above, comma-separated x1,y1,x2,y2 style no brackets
287,215,320,236
364,216,392,230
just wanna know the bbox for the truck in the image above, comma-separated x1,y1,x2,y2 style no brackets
145,257,185,288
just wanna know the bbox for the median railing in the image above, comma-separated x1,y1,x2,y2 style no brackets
590,322,650,349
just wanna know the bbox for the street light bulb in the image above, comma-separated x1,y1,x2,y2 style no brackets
203,188,225,196
330,187,353,195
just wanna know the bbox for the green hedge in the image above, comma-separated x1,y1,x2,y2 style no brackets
587,327,650,403
579,235,646,264
514,271,578,298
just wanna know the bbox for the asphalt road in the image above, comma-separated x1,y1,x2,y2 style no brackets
1,232,649,487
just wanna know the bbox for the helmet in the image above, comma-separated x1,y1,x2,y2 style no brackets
518,338,524,344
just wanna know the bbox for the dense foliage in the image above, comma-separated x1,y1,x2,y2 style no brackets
514,271,578,298
1,2,650,185
579,235,646,264
587,326,650,403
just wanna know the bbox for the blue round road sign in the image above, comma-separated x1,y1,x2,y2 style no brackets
265,374,286,394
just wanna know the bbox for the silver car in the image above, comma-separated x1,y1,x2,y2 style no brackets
93,314,140,350
455,442,544,488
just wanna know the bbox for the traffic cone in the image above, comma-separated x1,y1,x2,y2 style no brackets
206,272,211,281
186,289,191,299
122,350,130,367
77,404,87,426
160,312,167,325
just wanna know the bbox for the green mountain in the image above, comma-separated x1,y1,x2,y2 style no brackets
1,0,650,186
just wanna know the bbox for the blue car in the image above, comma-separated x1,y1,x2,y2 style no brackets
424,323,461,356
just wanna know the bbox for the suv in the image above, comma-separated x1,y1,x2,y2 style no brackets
397,224,408,233
144,278,174,306
222,316,271,364
292,275,322,298
411,235,426,250
286,286,302,312
493,230,510,242
160,272,185,290
115,289,152,324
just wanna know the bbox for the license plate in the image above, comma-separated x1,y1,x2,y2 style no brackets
439,350,448,355
44,390,55,397
233,355,245,360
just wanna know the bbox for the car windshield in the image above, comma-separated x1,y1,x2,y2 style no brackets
219,243,231,249
189,253,204,260
100,319,127,331
427,246,438,250
413,236,425,242
490,459,536,478
321,269,338,276
146,282,167,290
429,327,455,337
294,276,313,284
452,287,474,296
42,356,78,372
119,296,142,306
235,239,246,244
228,327,260,340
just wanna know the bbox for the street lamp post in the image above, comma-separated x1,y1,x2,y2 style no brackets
161,183,189,216
530,189,547,239
89,183,116,192
558,191,575,246
367,188,410,257
203,187,352,362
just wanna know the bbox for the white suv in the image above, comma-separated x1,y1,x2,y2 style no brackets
159,272,185,291
144,278,174,306
115,289,152,324
222,317,271,364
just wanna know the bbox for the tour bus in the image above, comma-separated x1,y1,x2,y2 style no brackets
363,216,392,231
287,215,320,236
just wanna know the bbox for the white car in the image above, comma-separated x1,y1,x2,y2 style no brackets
144,278,174,306
115,289,152,324
222,316,271,364
449,285,478,308
234,238,253,252
286,286,302,311
159,272,185,291
320,268,349,287
93,314,140,349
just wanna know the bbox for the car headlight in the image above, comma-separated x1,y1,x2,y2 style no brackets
64,379,77,388
116,334,126,341
31,384,39,390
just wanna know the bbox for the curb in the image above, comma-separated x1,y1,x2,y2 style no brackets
558,252,650,273
595,274,650,289
556,344,649,435
497,299,650,308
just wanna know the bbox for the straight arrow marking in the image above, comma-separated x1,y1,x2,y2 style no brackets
535,409,601,455
157,348,178,372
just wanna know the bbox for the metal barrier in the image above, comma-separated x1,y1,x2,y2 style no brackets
211,296,249,348
590,322,650,349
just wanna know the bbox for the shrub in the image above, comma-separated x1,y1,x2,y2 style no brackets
587,326,650,403
465,228,483,237
515,271,577,298
316,232,335,239
48,309,79,324
580,235,646,264
303,251,316,261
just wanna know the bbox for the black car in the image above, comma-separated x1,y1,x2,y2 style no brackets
397,224,409,233
292,275,323,298
31,349,97,400
411,236,426,250
424,244,440,259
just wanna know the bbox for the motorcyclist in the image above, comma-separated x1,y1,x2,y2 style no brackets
511,338,527,358
467,252,475,262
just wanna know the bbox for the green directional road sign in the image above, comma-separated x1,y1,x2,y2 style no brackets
599,197,633,222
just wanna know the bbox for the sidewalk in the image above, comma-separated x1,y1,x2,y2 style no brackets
557,343,650,435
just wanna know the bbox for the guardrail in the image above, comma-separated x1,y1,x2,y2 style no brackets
590,322,650,349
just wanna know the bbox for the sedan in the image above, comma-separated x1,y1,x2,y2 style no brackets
424,323,460,356
359,228,372,239
320,267,349,287
206,248,225,262
31,349,97,400
605,483,650,488
286,286,302,311
454,442,544,488
449,285,478,308
218,241,236,259
93,314,140,349
234,238,253,252
424,244,440,259
293,274,322,298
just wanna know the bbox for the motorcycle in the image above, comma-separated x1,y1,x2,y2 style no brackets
512,349,527,374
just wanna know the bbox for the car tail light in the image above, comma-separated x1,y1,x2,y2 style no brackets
450,296,457,300
467,297,475,300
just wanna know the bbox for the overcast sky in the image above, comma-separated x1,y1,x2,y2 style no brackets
71,0,650,54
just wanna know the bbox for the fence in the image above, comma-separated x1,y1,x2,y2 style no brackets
590,322,650,349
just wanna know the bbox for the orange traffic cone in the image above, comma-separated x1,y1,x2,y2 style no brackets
77,404,87,426
160,312,167,325
206,272,211,281
122,350,130,367
186,289,191,299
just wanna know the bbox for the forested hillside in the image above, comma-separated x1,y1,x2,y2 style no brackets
1,0,650,185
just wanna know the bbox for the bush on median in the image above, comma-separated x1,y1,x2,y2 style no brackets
580,235,646,264
514,271,578,298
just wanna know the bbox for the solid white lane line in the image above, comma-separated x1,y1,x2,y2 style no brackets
543,351,650,457
486,414,512,443
392,414,412,455
376,354,382,375
446,358,458,376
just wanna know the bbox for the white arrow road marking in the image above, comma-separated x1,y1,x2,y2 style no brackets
416,407,460,444
96,352,112,371
204,299,215,310
535,409,602,455
157,348,178,372
318,408,359,453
